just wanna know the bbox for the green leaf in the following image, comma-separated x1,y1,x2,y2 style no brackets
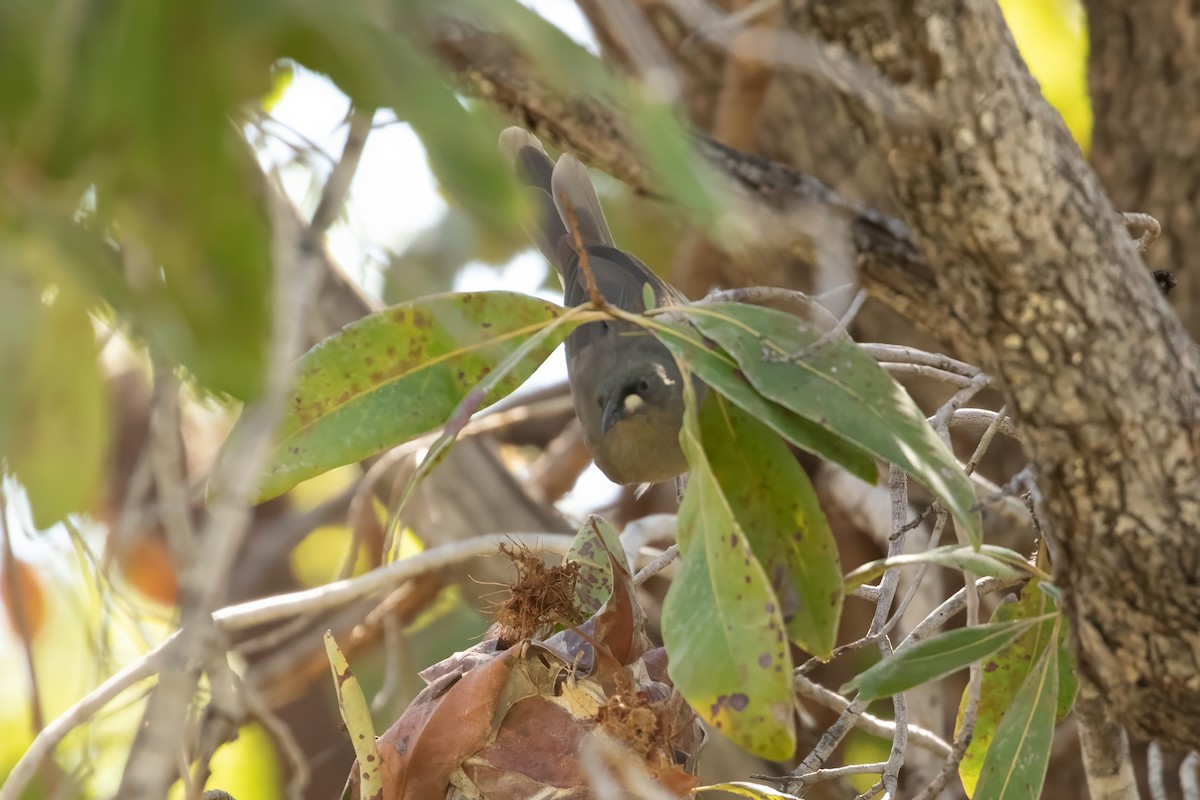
680,303,981,544
0,263,108,528
699,394,841,658
662,386,796,761
259,291,575,500
386,301,588,529
694,782,801,798
1036,581,1063,604
566,515,627,617
844,545,1026,592
392,59,523,234
845,620,1038,703
956,584,1058,795
655,319,877,484
1055,622,1078,720
973,630,1059,800
297,5,523,233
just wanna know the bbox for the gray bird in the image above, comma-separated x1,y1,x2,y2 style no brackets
499,127,692,485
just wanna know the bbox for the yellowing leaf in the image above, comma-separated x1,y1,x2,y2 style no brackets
974,628,1060,800
662,383,796,761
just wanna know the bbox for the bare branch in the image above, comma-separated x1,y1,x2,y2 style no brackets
214,533,576,631
1182,751,1199,800
117,177,324,798
310,106,375,235
791,674,951,758
1076,683,1140,800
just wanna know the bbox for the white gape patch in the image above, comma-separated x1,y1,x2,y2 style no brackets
624,393,645,412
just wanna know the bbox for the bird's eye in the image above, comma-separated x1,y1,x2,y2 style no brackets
637,378,651,394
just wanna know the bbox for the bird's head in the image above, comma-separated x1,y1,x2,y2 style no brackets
598,359,685,438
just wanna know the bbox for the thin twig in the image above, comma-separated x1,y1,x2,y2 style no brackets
878,466,910,797
901,576,1026,647
789,467,910,791
912,422,987,798
0,493,49,788
880,362,978,387
1148,741,1168,800
254,111,339,166
557,192,605,309
1076,682,1140,800
188,661,242,800
858,343,981,378
0,638,172,800
370,612,407,716
791,287,868,358
945,408,1017,438
792,675,951,757
148,363,196,562
633,545,679,586
879,509,948,639
700,287,847,341
618,514,678,568
785,761,887,786
886,404,1011,641
310,106,375,235
854,780,884,800
930,372,991,430
215,533,577,630
1181,751,1199,800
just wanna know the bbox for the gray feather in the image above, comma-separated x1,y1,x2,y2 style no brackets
551,154,614,248
498,127,569,272
497,126,546,163
498,127,696,485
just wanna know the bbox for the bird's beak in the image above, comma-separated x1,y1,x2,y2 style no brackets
601,395,623,436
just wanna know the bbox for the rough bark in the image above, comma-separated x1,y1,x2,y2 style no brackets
432,4,1200,750
434,19,967,346
1085,0,1200,336
578,0,1028,501
775,0,1200,751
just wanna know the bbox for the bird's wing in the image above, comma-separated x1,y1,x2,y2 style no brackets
566,246,687,311
551,153,614,249
498,127,571,273
499,127,688,310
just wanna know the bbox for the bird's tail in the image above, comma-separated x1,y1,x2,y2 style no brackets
498,126,613,277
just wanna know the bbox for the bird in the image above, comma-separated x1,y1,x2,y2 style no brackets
499,126,693,486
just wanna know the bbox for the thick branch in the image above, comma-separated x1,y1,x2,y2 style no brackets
773,0,1200,750
433,16,965,348
430,6,1200,749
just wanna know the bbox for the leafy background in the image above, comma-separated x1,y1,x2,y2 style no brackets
0,0,1088,797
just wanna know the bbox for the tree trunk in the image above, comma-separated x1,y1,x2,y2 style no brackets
1085,0,1200,336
